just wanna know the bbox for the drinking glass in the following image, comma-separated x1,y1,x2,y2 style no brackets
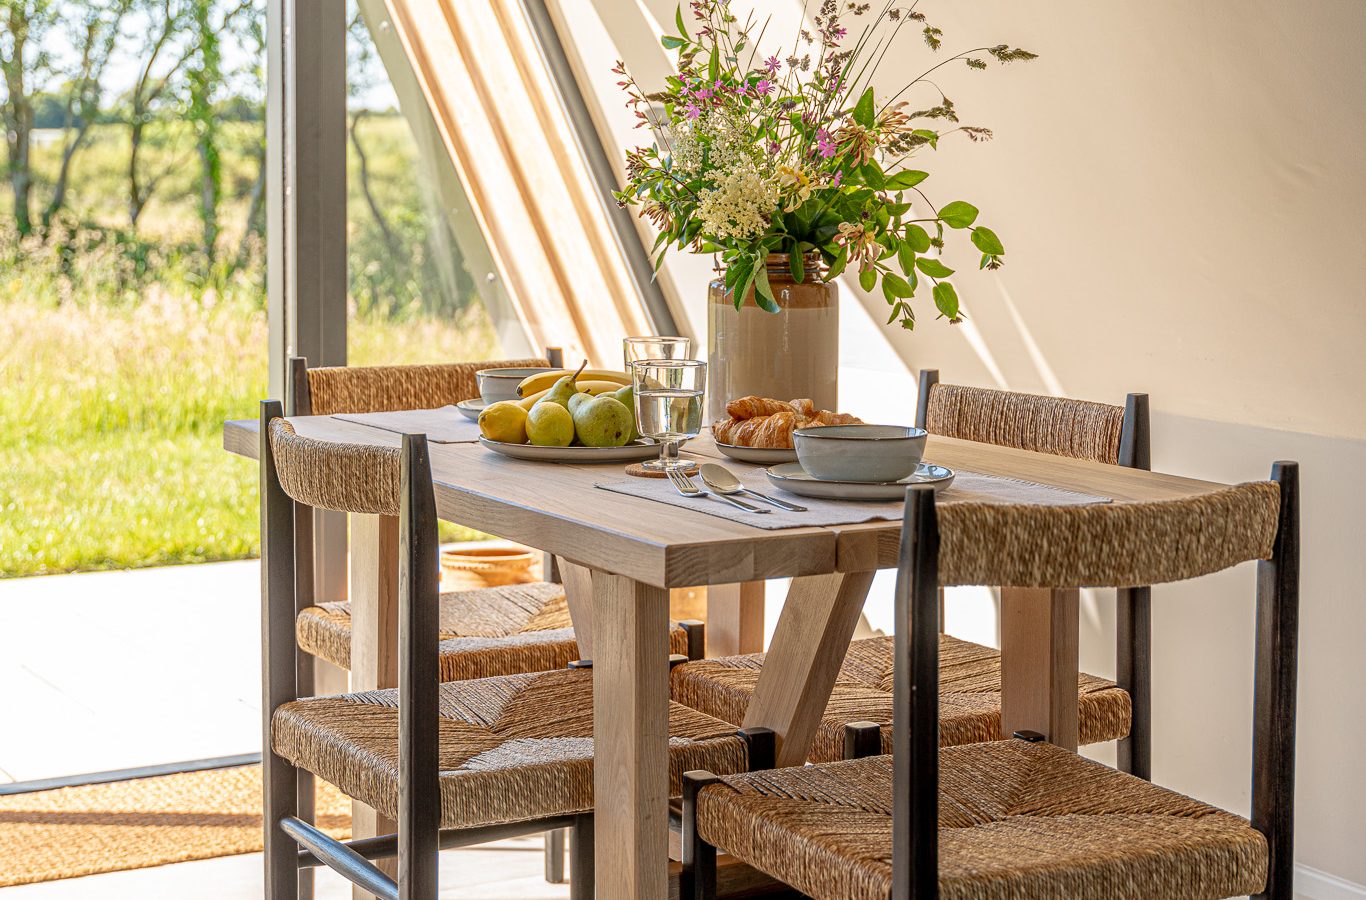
632,359,706,472
623,335,691,369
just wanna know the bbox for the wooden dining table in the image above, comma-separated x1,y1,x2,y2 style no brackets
224,413,1233,899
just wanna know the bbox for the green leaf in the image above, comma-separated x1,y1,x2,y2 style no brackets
826,244,850,279
853,87,875,128
886,169,929,190
708,45,720,83
753,264,780,313
858,267,877,292
661,35,687,50
896,242,916,274
906,224,931,253
932,281,960,320
675,4,688,37
886,302,903,325
883,272,914,298
937,201,979,229
860,162,885,190
734,265,756,311
789,249,805,283
915,256,954,278
970,225,1004,255
881,278,898,305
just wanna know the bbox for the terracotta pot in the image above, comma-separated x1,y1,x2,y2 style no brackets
707,252,839,423
439,544,539,592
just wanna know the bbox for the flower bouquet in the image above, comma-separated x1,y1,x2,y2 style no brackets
614,0,1034,330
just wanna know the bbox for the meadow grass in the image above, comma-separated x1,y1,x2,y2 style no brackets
1,114,501,577
1,280,499,578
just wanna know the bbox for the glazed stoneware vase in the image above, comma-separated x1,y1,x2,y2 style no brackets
706,252,839,423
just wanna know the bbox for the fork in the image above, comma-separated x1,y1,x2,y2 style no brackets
666,468,769,513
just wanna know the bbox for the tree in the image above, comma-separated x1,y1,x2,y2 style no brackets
0,0,55,237
125,0,189,229
188,0,220,258
41,0,132,230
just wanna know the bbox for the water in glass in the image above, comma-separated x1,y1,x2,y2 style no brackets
636,388,703,442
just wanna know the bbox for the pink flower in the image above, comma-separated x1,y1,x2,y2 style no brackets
685,103,701,120
754,79,774,96
764,55,781,75
831,170,843,188
767,140,781,154
817,128,836,158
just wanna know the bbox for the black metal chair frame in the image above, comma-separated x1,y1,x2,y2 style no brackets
683,462,1299,900
260,400,771,899
914,369,1154,778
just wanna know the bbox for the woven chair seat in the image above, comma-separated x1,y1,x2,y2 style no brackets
272,668,750,830
297,581,692,681
671,635,1130,763
695,740,1268,900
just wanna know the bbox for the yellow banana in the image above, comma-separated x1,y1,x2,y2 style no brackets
576,380,630,396
516,367,631,397
516,388,550,410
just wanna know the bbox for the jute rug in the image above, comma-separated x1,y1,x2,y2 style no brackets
0,765,351,887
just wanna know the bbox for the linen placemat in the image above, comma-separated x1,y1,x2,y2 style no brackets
595,464,1111,530
332,407,481,444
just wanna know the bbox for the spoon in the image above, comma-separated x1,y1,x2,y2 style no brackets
699,463,808,512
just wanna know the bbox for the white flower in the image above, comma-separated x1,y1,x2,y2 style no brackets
697,168,779,241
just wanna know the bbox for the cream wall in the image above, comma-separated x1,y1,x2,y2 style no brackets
563,0,1366,889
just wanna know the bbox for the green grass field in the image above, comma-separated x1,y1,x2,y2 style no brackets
1,116,499,577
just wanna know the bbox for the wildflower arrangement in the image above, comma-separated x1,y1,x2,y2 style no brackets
613,1,1036,329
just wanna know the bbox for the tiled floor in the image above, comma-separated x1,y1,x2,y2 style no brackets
0,561,570,897
0,837,569,898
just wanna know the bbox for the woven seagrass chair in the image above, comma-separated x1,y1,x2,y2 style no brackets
258,401,776,899
671,370,1150,768
682,464,1299,899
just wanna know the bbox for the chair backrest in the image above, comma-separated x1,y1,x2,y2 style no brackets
890,464,1299,897
915,369,1147,467
258,399,442,862
290,355,556,416
267,418,401,516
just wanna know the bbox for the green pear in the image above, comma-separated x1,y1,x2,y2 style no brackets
610,384,640,441
541,360,588,410
572,395,635,448
526,402,575,446
567,391,593,416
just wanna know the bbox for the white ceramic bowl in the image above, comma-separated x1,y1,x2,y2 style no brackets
793,424,928,483
476,367,556,404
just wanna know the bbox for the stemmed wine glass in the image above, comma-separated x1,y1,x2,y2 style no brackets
623,336,691,369
631,359,705,472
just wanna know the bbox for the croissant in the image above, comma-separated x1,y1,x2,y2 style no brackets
711,417,738,444
726,396,794,420
724,411,799,448
789,398,816,417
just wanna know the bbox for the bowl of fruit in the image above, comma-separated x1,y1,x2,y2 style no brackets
476,362,666,463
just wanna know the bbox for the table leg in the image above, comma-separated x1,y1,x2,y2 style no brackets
743,571,875,767
999,587,1080,751
349,513,400,898
556,557,595,660
705,581,766,656
592,570,670,899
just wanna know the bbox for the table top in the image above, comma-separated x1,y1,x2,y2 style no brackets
224,416,1233,588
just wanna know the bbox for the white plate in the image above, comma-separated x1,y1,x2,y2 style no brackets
456,398,489,421
714,441,798,464
478,436,667,464
764,462,955,500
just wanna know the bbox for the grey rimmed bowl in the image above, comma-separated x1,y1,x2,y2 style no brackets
793,424,928,483
476,367,557,404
